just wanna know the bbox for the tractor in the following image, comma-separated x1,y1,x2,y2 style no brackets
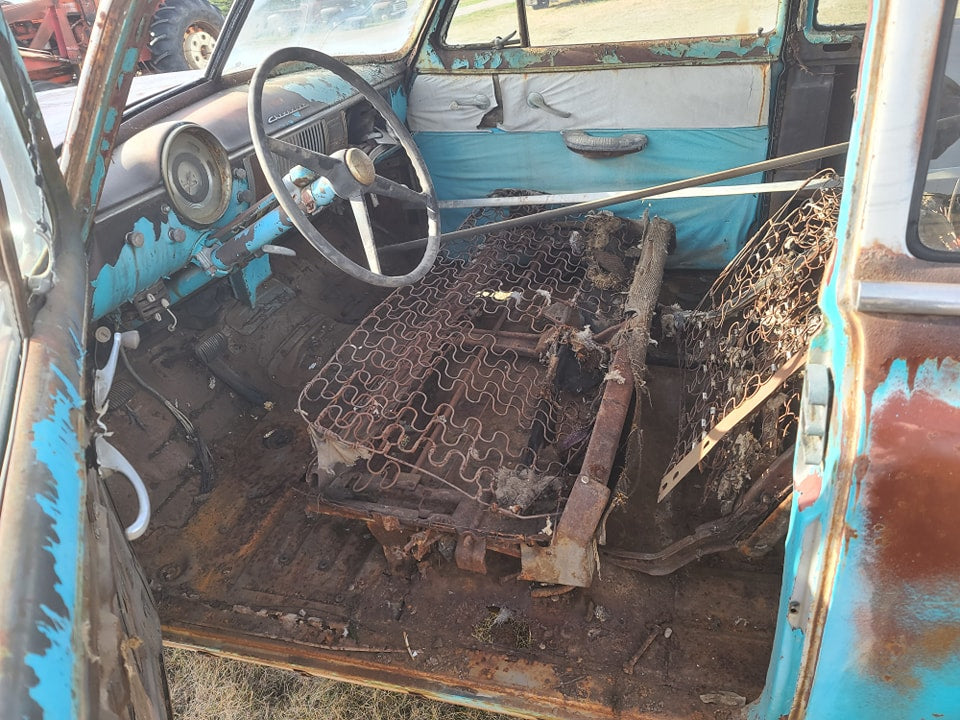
0,0,223,84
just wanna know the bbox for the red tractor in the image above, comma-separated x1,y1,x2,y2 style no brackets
1,0,224,84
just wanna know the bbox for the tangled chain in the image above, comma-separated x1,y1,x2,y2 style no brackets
665,173,841,508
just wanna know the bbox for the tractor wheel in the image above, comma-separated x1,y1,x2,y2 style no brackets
147,0,224,73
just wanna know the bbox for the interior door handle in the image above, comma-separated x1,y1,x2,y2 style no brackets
449,94,491,110
561,129,649,158
526,92,571,118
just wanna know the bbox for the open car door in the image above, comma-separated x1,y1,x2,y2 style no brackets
0,4,170,718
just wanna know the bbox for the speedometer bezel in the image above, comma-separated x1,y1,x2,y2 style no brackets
160,123,233,227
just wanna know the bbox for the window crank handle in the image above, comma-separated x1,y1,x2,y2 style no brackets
449,94,491,110
526,92,572,118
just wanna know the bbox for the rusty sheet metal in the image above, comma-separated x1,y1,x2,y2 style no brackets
59,0,162,230
164,621,620,720
793,240,960,718
0,16,98,717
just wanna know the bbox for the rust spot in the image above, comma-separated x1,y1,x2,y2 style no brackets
863,390,960,583
856,388,960,691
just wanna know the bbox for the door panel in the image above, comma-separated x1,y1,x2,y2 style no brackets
409,0,783,268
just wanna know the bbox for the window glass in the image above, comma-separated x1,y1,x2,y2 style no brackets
527,0,778,46
815,0,868,27
445,0,518,46
914,11,960,256
0,86,51,275
444,0,778,48
223,0,432,72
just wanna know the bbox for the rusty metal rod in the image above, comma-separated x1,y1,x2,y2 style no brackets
382,141,849,254
623,625,663,675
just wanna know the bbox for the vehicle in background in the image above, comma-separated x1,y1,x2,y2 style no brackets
1,0,959,719
0,0,223,84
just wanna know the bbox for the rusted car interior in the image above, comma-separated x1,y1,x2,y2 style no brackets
80,0,869,716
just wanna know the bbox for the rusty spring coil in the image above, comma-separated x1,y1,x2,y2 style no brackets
299,196,639,530
667,172,841,505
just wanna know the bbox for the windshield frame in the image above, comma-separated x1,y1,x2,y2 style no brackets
208,0,439,78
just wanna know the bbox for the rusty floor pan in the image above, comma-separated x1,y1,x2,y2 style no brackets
103,238,782,719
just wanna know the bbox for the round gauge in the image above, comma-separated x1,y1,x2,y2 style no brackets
160,124,233,227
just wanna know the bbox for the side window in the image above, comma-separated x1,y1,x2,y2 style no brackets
445,0,518,46
911,2,960,258
815,0,868,27
0,84,52,277
527,1,777,46
444,0,779,48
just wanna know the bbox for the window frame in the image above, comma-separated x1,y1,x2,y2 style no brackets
906,0,960,262
428,0,788,69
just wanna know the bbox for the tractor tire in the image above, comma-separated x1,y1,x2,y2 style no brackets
147,0,224,73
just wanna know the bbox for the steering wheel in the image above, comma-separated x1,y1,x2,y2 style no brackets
248,47,441,287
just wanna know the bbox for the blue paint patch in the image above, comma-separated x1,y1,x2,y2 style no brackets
389,86,408,122
92,175,251,319
414,126,768,268
24,365,85,720
68,326,84,376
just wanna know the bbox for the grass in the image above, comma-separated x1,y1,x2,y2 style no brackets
164,647,510,720
211,0,234,15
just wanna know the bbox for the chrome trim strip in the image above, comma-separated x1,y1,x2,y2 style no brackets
856,280,960,315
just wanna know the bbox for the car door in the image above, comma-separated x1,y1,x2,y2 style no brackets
0,7,170,719
405,0,790,268
751,1,960,717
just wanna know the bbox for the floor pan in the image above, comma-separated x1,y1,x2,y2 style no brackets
101,234,782,719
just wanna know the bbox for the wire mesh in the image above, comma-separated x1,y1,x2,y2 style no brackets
299,198,642,538
664,173,841,509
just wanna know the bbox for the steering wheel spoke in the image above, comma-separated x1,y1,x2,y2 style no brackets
266,136,341,178
370,175,429,207
349,194,382,274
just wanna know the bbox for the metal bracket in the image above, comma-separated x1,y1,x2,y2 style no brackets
798,363,831,469
658,352,807,501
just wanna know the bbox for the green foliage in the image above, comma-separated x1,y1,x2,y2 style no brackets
210,0,234,15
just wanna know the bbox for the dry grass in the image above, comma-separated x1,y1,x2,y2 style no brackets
164,648,510,720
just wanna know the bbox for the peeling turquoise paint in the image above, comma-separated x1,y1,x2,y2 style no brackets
68,327,83,376
800,359,960,719
656,34,773,60
91,175,250,319
389,86,408,122
24,365,85,720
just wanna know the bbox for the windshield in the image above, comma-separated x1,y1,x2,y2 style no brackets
223,0,431,73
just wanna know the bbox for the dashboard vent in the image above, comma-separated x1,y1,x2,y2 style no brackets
273,119,324,176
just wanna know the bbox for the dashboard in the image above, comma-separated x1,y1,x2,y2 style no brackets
88,61,409,322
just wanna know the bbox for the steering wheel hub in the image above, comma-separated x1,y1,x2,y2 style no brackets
342,147,376,186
